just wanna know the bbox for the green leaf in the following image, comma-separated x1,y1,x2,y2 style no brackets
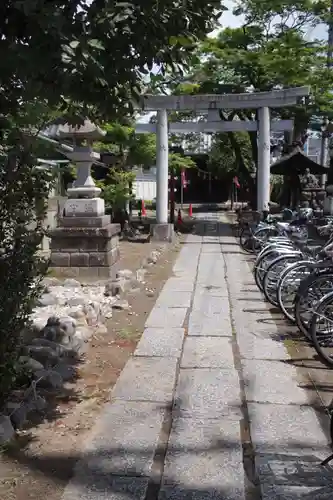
87,39,105,50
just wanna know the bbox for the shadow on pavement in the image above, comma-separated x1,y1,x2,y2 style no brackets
3,434,333,499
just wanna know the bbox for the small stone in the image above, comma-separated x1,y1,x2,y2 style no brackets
43,325,63,343
6,403,27,429
24,394,47,413
37,293,59,307
69,335,87,356
27,345,59,367
0,415,15,444
30,338,74,358
33,395,47,412
90,301,101,315
136,268,146,283
95,324,108,335
105,279,123,297
32,318,48,333
43,277,61,287
74,327,93,342
18,356,44,373
34,369,63,389
148,252,158,264
58,316,76,336
84,305,99,327
113,299,130,311
146,289,155,297
20,320,46,344
46,316,60,327
105,276,141,297
68,307,87,324
66,296,87,307
116,269,133,280
43,316,76,345
53,363,76,382
63,279,81,287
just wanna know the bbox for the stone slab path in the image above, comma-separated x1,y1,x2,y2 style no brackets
61,213,333,500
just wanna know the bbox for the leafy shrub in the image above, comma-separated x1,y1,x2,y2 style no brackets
0,145,52,407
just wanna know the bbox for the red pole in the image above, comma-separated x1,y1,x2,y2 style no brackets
189,203,193,217
141,199,147,217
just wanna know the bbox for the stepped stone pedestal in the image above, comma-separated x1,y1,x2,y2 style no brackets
47,118,121,279
50,215,120,279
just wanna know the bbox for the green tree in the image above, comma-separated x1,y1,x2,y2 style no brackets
0,0,225,121
169,153,196,172
0,0,225,405
165,0,333,204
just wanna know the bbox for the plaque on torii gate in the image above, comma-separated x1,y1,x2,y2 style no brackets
135,87,310,241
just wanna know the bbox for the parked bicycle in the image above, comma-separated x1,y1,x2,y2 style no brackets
239,214,333,367
238,212,333,466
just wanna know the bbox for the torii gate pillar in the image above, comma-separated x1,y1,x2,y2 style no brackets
151,109,174,241
257,107,271,212
156,109,169,224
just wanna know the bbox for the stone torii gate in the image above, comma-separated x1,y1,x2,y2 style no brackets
136,87,310,239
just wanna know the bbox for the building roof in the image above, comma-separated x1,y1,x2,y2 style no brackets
270,147,328,175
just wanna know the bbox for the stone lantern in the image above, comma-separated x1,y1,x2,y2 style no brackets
49,119,121,279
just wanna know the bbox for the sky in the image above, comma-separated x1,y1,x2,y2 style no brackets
215,0,327,40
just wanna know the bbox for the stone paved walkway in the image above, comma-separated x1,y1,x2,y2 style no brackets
62,213,333,500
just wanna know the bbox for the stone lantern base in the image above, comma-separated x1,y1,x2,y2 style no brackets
50,216,120,280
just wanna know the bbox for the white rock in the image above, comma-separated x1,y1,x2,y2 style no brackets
136,268,146,283
58,316,77,336
148,251,158,264
66,296,88,306
63,279,81,287
74,327,93,342
43,277,61,287
68,306,86,321
37,293,59,307
113,299,130,311
116,269,133,280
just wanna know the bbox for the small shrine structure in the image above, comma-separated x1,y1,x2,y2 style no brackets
270,147,329,211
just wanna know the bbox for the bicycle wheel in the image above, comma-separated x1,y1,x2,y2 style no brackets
254,249,281,291
251,227,279,253
254,249,301,292
239,226,254,253
310,291,333,366
294,271,333,340
255,241,293,263
263,254,301,306
276,261,314,321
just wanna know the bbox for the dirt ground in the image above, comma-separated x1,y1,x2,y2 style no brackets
0,238,183,500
